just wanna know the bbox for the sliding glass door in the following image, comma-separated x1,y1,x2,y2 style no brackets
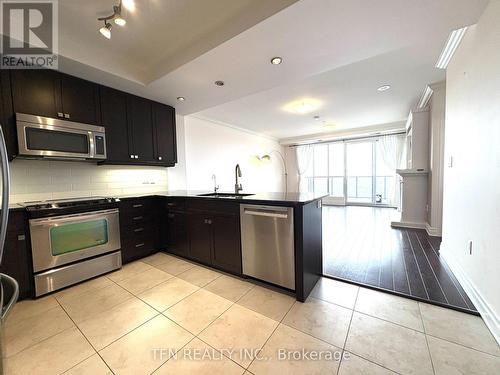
346,141,373,204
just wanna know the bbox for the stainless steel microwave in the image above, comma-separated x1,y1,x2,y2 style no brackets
16,113,106,160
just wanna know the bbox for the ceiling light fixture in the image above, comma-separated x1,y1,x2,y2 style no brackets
270,57,283,65
377,85,391,92
313,115,320,120
435,27,468,69
97,0,131,39
283,98,322,114
214,80,225,86
99,22,112,39
177,96,186,101
122,0,136,12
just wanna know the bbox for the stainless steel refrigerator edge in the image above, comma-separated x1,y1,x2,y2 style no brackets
240,204,295,290
0,125,19,374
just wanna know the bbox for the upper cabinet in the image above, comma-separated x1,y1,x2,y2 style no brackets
3,69,177,167
99,86,177,167
10,70,101,125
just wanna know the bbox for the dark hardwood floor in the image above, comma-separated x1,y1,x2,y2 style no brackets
322,206,477,314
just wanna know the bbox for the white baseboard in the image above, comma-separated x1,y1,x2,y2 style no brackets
441,245,500,345
425,223,442,237
391,220,426,230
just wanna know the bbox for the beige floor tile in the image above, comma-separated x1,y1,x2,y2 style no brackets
154,256,196,276
177,265,222,287
142,252,174,267
7,296,59,326
338,353,397,374
199,304,278,368
283,297,352,347
64,354,113,375
345,312,433,375
55,276,113,304
420,303,500,356
5,327,95,375
107,261,153,282
100,315,193,375
154,338,245,375
237,286,295,321
59,283,133,323
427,335,500,375
310,278,359,309
138,277,199,311
4,305,74,357
355,288,424,331
248,324,341,375
116,267,173,294
204,275,253,302
77,298,158,350
165,289,233,335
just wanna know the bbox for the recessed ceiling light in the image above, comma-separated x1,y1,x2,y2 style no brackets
313,115,320,120
99,22,112,39
214,80,225,86
283,98,322,114
177,97,185,101
436,27,468,69
377,85,391,92
270,57,283,65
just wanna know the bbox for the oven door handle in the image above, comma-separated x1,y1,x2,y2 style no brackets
29,209,119,226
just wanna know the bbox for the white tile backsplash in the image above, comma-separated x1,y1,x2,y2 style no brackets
9,159,168,203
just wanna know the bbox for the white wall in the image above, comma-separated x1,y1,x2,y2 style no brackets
182,116,285,193
166,114,187,190
9,160,168,203
441,0,500,342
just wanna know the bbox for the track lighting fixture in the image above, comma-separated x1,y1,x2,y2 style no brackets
98,0,133,39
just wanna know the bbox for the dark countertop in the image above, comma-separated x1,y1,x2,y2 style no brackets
118,190,328,206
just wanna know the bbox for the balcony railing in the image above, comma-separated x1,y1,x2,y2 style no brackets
305,176,394,203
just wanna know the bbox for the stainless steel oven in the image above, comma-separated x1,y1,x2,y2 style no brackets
16,113,106,160
29,207,121,296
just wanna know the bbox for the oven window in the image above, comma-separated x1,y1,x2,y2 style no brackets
50,219,109,256
26,127,89,154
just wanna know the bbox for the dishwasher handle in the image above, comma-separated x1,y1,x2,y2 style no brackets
243,208,289,219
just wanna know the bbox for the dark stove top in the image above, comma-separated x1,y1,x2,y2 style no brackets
22,197,120,218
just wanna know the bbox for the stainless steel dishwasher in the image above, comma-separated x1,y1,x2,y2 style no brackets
240,204,295,290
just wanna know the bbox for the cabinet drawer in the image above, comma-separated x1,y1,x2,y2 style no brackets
165,198,185,211
186,200,239,215
119,198,154,213
121,224,154,242
120,211,154,227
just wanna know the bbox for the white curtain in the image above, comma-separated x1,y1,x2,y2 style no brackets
379,135,406,207
295,145,313,192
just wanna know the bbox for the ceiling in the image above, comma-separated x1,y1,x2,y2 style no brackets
27,0,490,140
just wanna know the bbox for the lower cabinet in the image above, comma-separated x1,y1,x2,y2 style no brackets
164,210,188,257
186,213,213,264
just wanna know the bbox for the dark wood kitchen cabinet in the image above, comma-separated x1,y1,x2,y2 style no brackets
127,95,155,163
0,210,33,300
10,70,101,125
0,70,17,160
100,86,131,163
153,103,177,165
184,201,242,274
162,200,188,257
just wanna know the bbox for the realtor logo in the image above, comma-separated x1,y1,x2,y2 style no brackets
1,0,58,68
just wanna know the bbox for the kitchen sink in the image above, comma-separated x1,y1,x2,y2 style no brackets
197,193,254,198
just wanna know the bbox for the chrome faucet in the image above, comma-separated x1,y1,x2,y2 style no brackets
212,174,219,193
235,164,243,193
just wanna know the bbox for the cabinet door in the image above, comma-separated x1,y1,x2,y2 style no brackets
165,211,188,257
0,71,17,160
10,69,60,118
0,232,32,300
59,74,101,125
127,96,155,162
186,213,212,264
212,214,242,274
153,103,176,165
100,86,132,162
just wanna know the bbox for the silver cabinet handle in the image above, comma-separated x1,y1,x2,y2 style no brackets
244,209,288,219
158,156,162,161
168,213,175,218
130,155,134,159
133,216,144,221
135,243,145,248
133,227,144,232
132,204,143,208
64,113,70,119
57,112,64,117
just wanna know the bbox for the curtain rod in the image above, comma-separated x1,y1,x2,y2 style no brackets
285,130,406,147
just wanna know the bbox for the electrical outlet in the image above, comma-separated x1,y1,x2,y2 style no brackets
448,156,453,168
468,240,473,255
426,204,429,212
